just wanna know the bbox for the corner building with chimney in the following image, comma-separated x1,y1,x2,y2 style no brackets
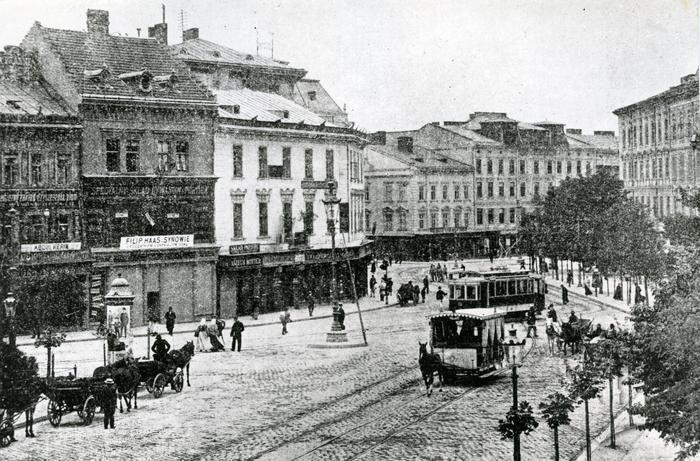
21,10,219,325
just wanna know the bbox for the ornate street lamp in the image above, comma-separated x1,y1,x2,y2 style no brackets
3,290,17,347
322,181,347,343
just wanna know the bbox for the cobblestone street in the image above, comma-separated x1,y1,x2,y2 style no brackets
5,261,627,460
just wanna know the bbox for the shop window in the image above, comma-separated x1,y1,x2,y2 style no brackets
125,140,140,172
106,138,120,172
233,145,243,178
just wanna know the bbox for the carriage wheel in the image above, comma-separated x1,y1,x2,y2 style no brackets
0,420,13,447
153,374,166,398
172,372,184,393
47,400,62,427
81,397,96,425
146,379,154,394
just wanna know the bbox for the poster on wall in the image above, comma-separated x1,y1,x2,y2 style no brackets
106,304,131,337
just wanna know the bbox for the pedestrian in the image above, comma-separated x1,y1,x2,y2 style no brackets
230,316,244,352
613,283,623,301
436,286,446,309
412,284,420,305
423,275,429,294
634,283,645,304
307,292,315,316
429,264,435,282
371,259,376,274
119,308,129,338
421,285,427,303
215,318,226,348
567,269,574,286
207,319,225,351
379,279,386,301
489,252,494,264
280,308,291,335
525,306,538,338
442,264,448,281
151,334,170,362
101,378,117,429
195,318,208,352
520,259,526,270
546,304,558,323
369,275,377,298
560,284,569,305
568,310,578,324
337,303,346,330
583,281,593,296
165,307,176,336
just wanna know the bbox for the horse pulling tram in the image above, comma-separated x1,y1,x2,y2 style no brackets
446,267,546,320
44,377,102,427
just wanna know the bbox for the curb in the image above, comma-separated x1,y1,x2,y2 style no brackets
16,301,400,347
547,283,631,315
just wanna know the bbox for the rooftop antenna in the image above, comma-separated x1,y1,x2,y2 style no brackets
178,9,188,35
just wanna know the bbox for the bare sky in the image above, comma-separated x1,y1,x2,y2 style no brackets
1,0,697,133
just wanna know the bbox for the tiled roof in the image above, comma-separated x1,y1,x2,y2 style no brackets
26,24,213,103
171,38,302,73
216,88,333,126
292,79,348,125
566,133,618,150
439,125,502,145
369,143,473,171
0,80,72,117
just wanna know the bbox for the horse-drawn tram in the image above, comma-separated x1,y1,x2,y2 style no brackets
446,267,545,320
428,309,508,380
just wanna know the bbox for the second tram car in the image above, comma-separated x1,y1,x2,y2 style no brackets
446,266,545,320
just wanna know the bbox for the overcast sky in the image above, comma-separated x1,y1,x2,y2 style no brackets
1,0,697,133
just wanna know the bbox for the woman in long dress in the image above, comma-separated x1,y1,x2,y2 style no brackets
196,318,208,352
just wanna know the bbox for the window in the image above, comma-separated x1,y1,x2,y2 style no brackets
418,185,425,201
286,202,297,236
3,154,18,185
498,182,504,197
430,185,436,200
258,146,268,178
454,185,460,200
498,159,504,175
509,208,515,224
665,158,670,179
383,209,393,231
442,184,448,200
106,138,120,172
350,150,360,181
576,160,581,176
476,208,483,225
30,153,42,185
487,182,493,198
56,213,70,241
157,140,170,172
567,161,572,175
233,145,243,177
509,182,515,197
232,203,243,238
585,162,591,176
430,210,438,228
520,183,526,197
454,210,461,227
534,182,540,197
126,140,139,172
365,210,372,232
398,185,406,202
520,160,526,174
487,209,494,224
476,182,483,198
304,148,313,179
175,141,189,172
282,147,291,178
498,208,505,224
464,211,470,227
418,210,425,229
463,185,469,200
325,149,334,179
304,201,314,234
533,160,539,175
55,154,71,184
556,161,562,174
476,158,482,174
547,160,552,175
509,159,515,175
258,202,268,237
384,183,393,201
398,209,407,231
487,159,493,174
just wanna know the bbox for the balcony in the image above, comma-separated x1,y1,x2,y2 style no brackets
301,179,337,190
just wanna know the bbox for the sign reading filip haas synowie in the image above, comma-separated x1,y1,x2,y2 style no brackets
119,234,195,251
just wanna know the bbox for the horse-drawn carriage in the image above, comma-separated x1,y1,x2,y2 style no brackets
546,317,593,355
135,360,184,399
45,377,102,427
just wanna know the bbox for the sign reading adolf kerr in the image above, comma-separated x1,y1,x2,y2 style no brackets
119,234,194,251
20,242,82,253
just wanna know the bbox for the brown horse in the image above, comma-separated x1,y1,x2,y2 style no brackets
0,377,43,446
418,342,443,396
93,359,140,413
167,341,195,387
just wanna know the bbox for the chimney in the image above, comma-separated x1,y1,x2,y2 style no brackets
593,130,615,137
566,128,582,134
182,28,199,41
87,9,109,35
370,131,387,145
397,136,413,153
148,22,168,45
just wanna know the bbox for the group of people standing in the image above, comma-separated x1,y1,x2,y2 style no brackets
194,317,245,352
429,263,449,283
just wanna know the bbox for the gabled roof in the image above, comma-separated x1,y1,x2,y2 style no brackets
292,79,349,125
216,88,334,126
0,80,72,117
566,133,618,150
23,23,214,103
367,143,473,172
171,38,305,76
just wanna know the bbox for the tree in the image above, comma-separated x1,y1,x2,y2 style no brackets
568,362,603,461
539,392,576,461
34,329,66,379
497,400,539,461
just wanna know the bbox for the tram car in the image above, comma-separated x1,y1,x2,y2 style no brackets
446,266,545,320
428,309,508,380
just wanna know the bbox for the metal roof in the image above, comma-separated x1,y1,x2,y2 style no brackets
171,38,302,72
428,309,506,320
0,80,72,116
216,88,334,126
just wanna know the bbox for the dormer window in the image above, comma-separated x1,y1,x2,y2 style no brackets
117,69,154,93
179,48,188,54
245,54,254,61
283,110,289,118
84,66,110,83
6,100,21,110
233,105,240,114
211,51,221,58
307,91,317,101
154,73,178,89
140,74,152,92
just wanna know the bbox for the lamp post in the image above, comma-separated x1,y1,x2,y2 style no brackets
322,181,347,343
501,336,527,461
3,290,16,347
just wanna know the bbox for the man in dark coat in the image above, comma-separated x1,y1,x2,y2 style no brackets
568,310,578,324
423,276,429,293
370,260,376,274
151,334,170,362
421,285,427,303
412,284,420,305
525,306,538,338
164,307,176,336
337,303,346,330
307,292,316,316
230,316,244,352
613,283,623,301
560,284,569,305
101,378,117,429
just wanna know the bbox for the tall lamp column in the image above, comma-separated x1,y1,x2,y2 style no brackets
322,181,347,343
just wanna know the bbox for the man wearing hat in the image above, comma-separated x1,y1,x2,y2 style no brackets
102,378,118,429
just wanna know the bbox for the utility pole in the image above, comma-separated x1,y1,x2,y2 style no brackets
512,364,520,461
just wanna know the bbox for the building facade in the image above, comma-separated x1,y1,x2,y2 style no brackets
21,10,219,325
173,28,369,317
614,71,699,218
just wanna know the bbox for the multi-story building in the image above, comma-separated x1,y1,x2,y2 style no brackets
367,112,618,259
21,10,220,325
0,45,89,313
172,28,369,317
614,71,699,218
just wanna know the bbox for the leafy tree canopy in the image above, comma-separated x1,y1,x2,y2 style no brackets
539,392,575,429
497,401,539,440
0,343,41,414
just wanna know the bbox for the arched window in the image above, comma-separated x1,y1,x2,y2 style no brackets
383,208,393,232
453,207,463,228
397,208,408,231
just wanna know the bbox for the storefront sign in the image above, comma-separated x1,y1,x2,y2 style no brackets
262,252,303,266
0,189,79,205
20,242,82,253
229,243,260,255
119,234,194,251
86,183,213,197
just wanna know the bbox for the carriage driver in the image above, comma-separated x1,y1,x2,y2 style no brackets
151,334,171,362
525,305,538,338
568,310,578,324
